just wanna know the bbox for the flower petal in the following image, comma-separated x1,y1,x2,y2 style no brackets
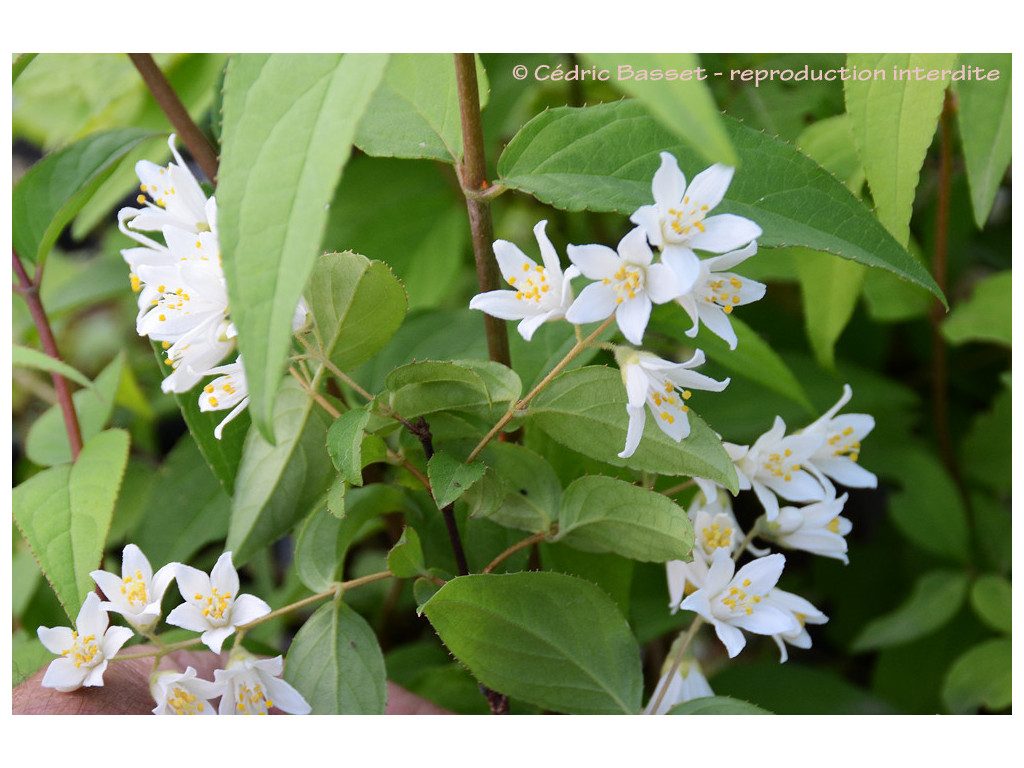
566,243,620,280
230,593,272,626
645,262,681,304
492,240,533,282
615,294,652,345
618,403,646,459
660,245,701,294
629,205,664,248
565,282,618,325
687,214,763,253
209,552,240,595
651,152,687,207
166,603,211,634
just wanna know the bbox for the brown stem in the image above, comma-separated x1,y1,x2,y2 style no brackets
128,53,219,183
482,529,553,574
454,53,511,369
13,250,83,461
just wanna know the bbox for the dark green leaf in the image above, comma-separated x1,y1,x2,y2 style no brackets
941,270,1011,347
427,452,486,510
385,360,520,421
969,574,1011,634
326,407,372,486
387,527,426,579
464,442,560,534
668,696,773,715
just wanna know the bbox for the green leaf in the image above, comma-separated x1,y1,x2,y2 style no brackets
218,53,389,440
12,127,154,266
387,527,426,579
226,378,335,565
844,53,957,246
969,574,1011,634
13,345,97,393
284,600,387,714
307,251,408,373
795,113,865,193
886,447,971,563
355,53,488,163
668,696,773,715
850,570,970,652
581,53,736,165
326,408,372,486
942,638,1012,713
132,435,231,567
422,572,643,714
427,452,486,510
25,351,124,467
463,442,561,534
12,53,38,83
971,491,1011,575
961,386,1011,494
954,54,1012,227
941,270,1011,347
555,475,694,563
497,100,943,303
528,366,738,490
293,503,345,592
13,429,130,620
793,247,867,369
385,360,521,421
539,544,633,619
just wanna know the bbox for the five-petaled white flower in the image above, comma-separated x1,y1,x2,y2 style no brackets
762,493,853,564
166,551,270,653
90,543,178,633
198,357,251,440
679,549,799,658
150,666,225,715
642,659,715,714
726,416,827,522
615,348,729,459
800,384,877,493
214,649,311,715
667,493,744,612
469,220,580,341
565,226,679,345
762,587,828,663
36,592,134,692
630,152,763,294
674,241,766,349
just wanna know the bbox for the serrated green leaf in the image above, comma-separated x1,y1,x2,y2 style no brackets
581,53,736,165
12,127,154,266
226,378,335,565
219,53,388,441
954,54,1012,227
307,251,408,374
668,696,773,715
326,408,372,486
284,600,387,714
13,345,97,393
793,247,867,370
941,638,1011,714
555,475,693,563
14,429,129,620
25,351,124,467
796,113,865,193
941,270,1011,347
969,575,1011,634
464,442,560,534
427,452,486,510
385,359,521,421
422,572,643,714
851,570,970,652
528,366,738,489
844,53,956,246
497,100,943,303
355,53,488,163
387,527,426,579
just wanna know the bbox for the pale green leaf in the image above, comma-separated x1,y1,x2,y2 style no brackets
13,345,96,393
385,360,520,421
422,572,643,714
969,575,1011,634
428,452,486,510
941,271,1011,347
284,601,387,714
793,247,867,369
326,408,372,487
581,53,736,165
844,53,957,246
387,527,426,579
218,53,389,440
795,113,865,193
941,638,1011,714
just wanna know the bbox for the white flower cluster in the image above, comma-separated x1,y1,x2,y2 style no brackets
470,153,765,459
118,134,307,439
36,545,310,715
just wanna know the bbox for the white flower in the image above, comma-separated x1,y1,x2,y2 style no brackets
616,348,729,459
762,588,828,663
762,494,852,564
90,543,178,633
125,133,213,235
643,659,715,714
166,552,270,653
151,666,225,715
630,152,762,293
679,548,799,658
667,494,742,612
565,226,679,345
36,592,134,692
198,357,250,440
674,241,766,349
800,385,877,492
729,416,828,521
214,649,311,715
469,220,580,341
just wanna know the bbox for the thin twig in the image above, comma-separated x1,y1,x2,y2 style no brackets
482,529,554,574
